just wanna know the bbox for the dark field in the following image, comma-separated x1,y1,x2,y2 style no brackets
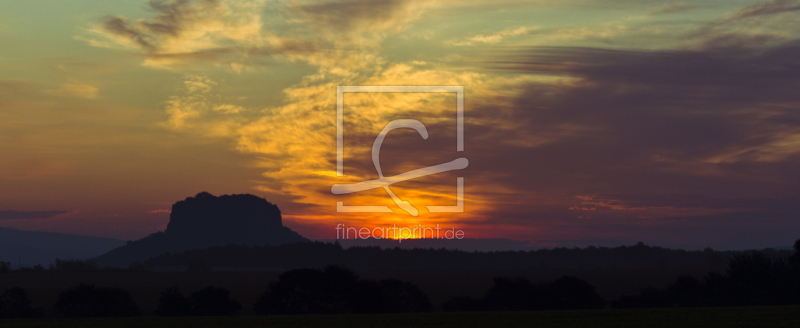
3,306,800,328
0,267,714,316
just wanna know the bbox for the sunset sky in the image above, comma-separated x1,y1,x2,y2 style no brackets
1,0,799,249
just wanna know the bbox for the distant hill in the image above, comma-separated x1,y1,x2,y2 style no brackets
93,192,308,267
0,227,125,267
318,238,545,252
319,238,793,252
141,241,791,272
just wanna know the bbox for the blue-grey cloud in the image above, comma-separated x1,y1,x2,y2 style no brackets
451,6,800,247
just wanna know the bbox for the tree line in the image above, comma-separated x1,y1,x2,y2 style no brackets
3,265,602,318
4,241,800,318
614,240,800,308
0,265,432,318
0,258,97,272
4,241,788,273
137,241,772,271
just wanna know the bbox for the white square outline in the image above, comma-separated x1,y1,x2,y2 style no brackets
336,85,465,213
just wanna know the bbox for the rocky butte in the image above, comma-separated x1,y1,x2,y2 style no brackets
93,192,307,267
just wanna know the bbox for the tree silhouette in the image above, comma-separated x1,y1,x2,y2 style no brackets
551,276,606,310
0,287,43,318
190,286,241,316
138,240,746,273
254,267,355,314
53,284,140,317
254,265,432,315
788,239,800,265
614,239,800,309
186,260,212,272
354,279,433,313
613,287,670,309
441,295,483,312
155,286,191,316
444,276,605,311
49,258,97,271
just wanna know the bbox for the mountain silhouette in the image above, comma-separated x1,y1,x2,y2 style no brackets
0,227,124,267
93,192,307,267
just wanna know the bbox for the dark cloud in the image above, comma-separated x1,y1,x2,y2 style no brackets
91,0,319,68
730,0,800,20
292,0,414,32
90,0,410,68
476,43,800,176
143,0,198,36
102,16,157,51
98,0,214,53
455,10,800,246
694,0,800,48
0,210,68,220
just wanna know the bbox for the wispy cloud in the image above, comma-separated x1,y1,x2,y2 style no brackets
161,75,248,135
79,0,295,69
78,0,432,72
45,82,98,99
648,2,693,16
289,0,430,35
0,210,70,220
452,26,534,46
729,0,800,20
694,0,800,49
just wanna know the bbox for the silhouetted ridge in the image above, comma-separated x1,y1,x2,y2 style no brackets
140,241,783,272
0,227,124,267
93,192,307,267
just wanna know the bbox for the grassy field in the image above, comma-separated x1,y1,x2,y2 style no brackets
3,306,800,328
